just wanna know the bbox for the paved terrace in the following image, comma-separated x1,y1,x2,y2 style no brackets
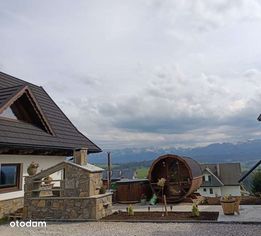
112,203,261,223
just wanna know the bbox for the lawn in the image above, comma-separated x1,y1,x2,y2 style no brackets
136,167,149,179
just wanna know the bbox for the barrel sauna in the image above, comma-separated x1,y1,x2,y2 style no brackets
148,154,202,203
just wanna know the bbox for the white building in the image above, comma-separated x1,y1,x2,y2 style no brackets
0,71,101,218
197,163,241,197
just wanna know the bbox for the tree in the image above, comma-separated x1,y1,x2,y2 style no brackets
252,169,261,195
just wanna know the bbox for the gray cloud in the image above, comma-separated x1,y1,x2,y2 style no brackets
1,0,261,149
96,68,261,134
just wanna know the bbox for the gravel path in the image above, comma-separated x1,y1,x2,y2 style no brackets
1,222,261,236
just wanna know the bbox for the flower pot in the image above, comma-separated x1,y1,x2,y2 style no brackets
220,198,236,215
27,166,38,176
234,196,241,214
27,162,39,176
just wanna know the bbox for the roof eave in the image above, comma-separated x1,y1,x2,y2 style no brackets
0,142,102,155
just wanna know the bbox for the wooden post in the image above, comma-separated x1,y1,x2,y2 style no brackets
177,161,181,191
163,195,168,216
107,152,111,189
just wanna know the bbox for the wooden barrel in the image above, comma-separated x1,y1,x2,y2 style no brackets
148,154,202,203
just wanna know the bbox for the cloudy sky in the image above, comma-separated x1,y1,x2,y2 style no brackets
1,0,261,149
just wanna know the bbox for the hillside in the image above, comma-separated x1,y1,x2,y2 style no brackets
89,139,261,167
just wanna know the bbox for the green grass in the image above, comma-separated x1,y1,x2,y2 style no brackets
136,167,149,179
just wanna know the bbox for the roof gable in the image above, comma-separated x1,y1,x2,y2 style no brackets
0,85,53,134
200,163,241,186
202,168,224,187
0,71,101,155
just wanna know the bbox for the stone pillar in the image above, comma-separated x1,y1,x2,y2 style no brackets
73,148,88,166
23,176,33,219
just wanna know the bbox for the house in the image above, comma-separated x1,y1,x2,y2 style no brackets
197,163,241,197
239,160,261,194
0,71,101,218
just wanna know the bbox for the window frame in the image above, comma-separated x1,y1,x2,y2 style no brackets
0,163,22,193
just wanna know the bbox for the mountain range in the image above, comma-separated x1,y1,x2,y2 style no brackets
89,139,261,165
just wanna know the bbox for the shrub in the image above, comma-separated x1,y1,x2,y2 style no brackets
99,186,106,194
192,204,200,217
252,170,261,195
127,205,134,216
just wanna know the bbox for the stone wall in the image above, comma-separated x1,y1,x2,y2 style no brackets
23,161,112,221
23,194,112,220
89,172,103,196
63,164,102,197
0,197,24,218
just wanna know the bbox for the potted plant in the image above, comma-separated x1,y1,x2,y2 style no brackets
127,205,134,216
157,178,167,216
220,195,236,215
27,162,39,176
43,176,53,185
192,203,200,217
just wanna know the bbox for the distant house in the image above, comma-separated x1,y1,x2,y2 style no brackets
197,163,241,197
0,71,101,217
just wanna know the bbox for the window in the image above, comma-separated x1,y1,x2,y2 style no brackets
203,188,206,192
204,174,209,181
209,188,213,194
0,107,17,120
0,164,21,192
203,175,205,181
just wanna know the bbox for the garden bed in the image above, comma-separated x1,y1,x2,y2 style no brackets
102,211,219,222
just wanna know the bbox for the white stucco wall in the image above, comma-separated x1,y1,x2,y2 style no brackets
0,154,65,201
221,185,241,196
197,187,222,197
197,186,241,197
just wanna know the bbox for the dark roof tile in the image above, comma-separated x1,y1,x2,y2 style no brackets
200,163,241,186
0,71,101,154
